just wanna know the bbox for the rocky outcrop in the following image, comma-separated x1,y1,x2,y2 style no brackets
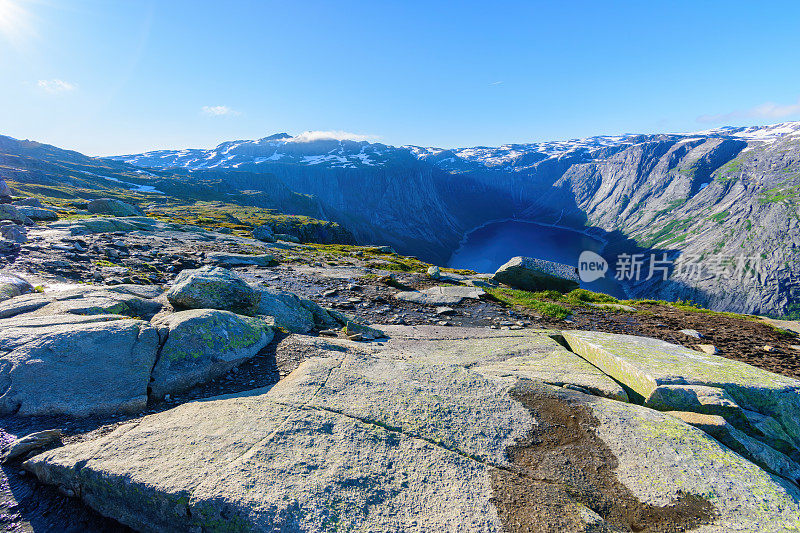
0,273,33,302
150,309,273,399
204,251,277,267
12,197,43,207
0,314,160,417
0,287,162,320
87,198,143,217
562,330,800,472
0,179,11,203
0,205,32,226
23,327,800,531
493,256,580,292
0,224,27,243
394,285,485,305
252,224,275,242
166,266,260,315
256,288,318,333
14,206,58,221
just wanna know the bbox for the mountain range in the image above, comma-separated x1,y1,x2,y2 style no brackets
2,123,799,316
109,122,800,316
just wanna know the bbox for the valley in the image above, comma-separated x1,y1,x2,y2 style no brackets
111,122,800,316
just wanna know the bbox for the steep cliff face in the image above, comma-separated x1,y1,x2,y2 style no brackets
111,124,800,315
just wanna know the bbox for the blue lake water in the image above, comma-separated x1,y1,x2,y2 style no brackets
447,220,627,298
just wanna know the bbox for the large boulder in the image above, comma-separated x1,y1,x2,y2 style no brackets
492,256,579,292
0,224,27,243
166,266,260,315
0,179,11,202
87,198,143,217
12,197,43,208
0,273,33,302
0,205,32,226
0,314,159,417
24,327,800,531
150,309,273,399
252,224,276,242
14,205,58,221
256,288,317,333
562,330,800,456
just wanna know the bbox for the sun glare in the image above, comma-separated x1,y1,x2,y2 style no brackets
0,0,34,47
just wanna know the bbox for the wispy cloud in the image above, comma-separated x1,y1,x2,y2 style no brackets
201,105,240,117
37,79,76,94
697,97,800,124
288,130,380,143
489,81,503,86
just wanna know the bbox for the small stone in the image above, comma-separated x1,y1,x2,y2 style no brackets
790,345,800,351
509,325,523,330
763,345,776,353
347,333,365,342
680,329,703,339
2,429,62,463
435,306,456,316
696,344,719,355
437,320,452,326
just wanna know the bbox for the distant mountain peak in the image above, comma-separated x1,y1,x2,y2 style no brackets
261,133,292,141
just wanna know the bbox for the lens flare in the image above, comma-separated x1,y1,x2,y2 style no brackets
0,0,34,48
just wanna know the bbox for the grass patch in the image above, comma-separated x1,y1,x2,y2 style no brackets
486,288,571,319
566,288,618,304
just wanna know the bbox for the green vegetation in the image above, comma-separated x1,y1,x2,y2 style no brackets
759,184,800,205
147,200,346,239
639,217,694,248
566,288,618,304
653,198,687,219
709,210,729,223
486,288,571,319
721,159,743,175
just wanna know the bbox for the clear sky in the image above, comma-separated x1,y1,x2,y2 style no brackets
1,0,800,156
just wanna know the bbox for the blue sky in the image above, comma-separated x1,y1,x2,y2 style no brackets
1,0,800,156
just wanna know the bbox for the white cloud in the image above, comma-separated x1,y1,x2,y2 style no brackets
288,130,380,143
489,81,503,86
201,105,240,117
37,79,76,94
698,97,800,124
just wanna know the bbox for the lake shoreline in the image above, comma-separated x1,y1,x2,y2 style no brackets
446,218,628,298
448,216,611,271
